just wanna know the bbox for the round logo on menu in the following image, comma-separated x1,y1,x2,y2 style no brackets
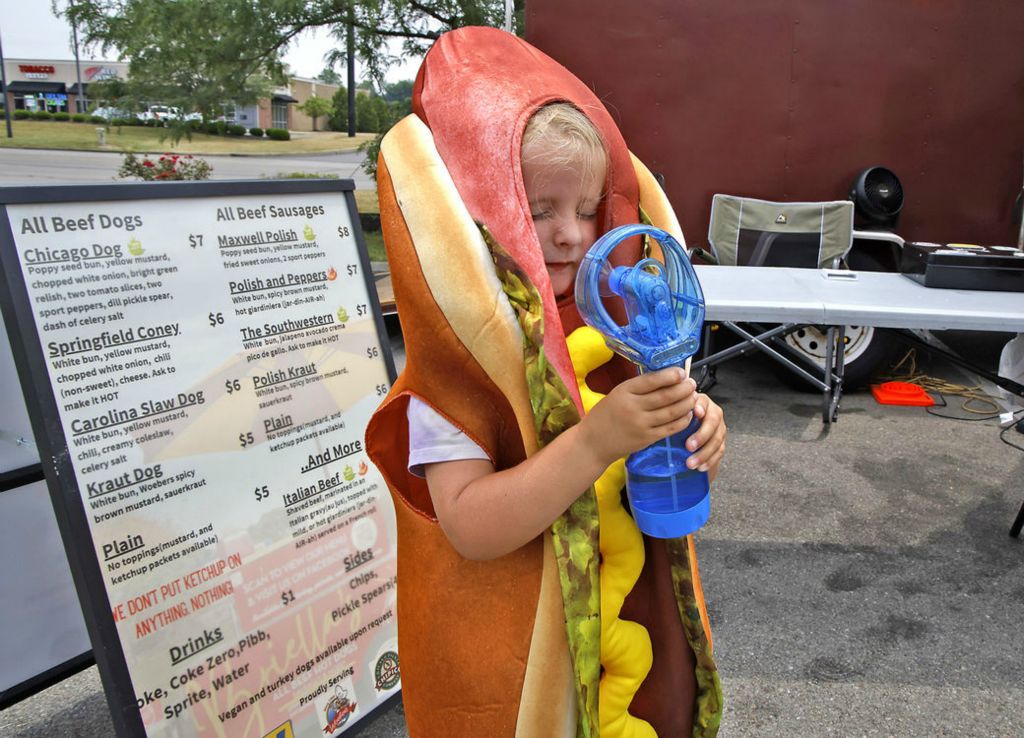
374,651,400,692
322,686,356,734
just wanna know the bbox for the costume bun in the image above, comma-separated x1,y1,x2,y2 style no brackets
366,27,721,737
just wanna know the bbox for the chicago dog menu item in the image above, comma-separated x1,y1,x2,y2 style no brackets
0,184,398,737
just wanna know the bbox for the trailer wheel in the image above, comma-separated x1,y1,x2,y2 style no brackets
779,323,898,388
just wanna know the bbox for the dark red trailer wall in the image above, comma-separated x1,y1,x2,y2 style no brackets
526,0,1024,247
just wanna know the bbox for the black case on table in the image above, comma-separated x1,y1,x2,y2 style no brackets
900,242,1024,292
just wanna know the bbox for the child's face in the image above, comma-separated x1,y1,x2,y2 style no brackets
523,153,604,299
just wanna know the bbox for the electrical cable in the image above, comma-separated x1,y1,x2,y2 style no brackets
877,350,1024,456
880,349,1003,419
999,424,1024,453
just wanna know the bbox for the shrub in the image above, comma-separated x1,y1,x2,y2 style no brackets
248,127,264,138
118,152,213,181
201,120,229,136
72,113,88,122
267,127,290,141
53,112,71,121
227,124,246,136
359,134,382,178
14,109,31,120
32,110,53,120
89,115,107,124
187,119,202,132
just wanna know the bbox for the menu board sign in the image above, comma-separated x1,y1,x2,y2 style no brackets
0,180,398,737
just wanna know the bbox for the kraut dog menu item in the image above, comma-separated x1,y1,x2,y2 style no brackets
0,181,398,737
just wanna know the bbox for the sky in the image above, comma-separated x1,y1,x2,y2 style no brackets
0,2,423,84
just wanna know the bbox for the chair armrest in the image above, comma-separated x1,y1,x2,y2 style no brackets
852,230,905,247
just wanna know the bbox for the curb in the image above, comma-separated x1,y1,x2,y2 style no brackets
0,145,367,158
225,148,364,158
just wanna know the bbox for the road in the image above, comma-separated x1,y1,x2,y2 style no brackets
0,148,374,190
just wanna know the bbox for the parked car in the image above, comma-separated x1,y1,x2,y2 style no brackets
137,105,182,122
90,106,131,121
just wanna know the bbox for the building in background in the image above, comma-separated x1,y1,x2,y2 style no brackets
0,59,128,113
286,77,340,132
1,58,332,131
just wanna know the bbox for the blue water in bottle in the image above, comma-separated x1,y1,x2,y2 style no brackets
575,223,710,539
625,416,710,538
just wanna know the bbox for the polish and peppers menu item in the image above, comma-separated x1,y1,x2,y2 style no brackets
3,189,398,737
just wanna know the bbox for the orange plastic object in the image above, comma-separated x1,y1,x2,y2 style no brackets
870,381,935,406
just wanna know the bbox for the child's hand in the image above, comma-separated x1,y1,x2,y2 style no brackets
579,368,698,467
685,393,727,480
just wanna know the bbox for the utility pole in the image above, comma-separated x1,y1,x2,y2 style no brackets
72,21,84,113
346,3,356,137
0,24,12,138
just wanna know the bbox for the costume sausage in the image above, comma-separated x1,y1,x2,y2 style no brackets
365,27,722,738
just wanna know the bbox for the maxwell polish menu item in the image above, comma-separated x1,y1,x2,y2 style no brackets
0,181,398,737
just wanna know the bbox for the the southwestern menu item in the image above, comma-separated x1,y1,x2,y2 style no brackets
0,180,398,737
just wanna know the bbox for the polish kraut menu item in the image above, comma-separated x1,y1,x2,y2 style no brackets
1,184,398,737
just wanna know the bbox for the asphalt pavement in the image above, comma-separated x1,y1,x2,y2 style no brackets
0,148,374,190
2,326,1021,737
1,140,1021,737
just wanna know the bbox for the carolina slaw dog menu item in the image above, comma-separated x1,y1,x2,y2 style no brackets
4,189,397,737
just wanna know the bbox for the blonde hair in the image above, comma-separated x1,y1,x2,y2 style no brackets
521,103,608,184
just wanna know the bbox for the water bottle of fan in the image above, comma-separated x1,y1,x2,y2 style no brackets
574,223,711,539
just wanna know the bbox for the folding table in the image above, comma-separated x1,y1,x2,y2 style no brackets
690,265,1024,537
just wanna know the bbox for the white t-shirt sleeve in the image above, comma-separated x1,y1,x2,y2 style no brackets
406,396,490,478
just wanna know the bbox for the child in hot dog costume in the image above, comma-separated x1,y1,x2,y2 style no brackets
365,27,725,737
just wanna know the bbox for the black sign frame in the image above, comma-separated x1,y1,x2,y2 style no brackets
0,179,397,736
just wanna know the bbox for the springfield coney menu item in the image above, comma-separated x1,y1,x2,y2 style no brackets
0,182,398,737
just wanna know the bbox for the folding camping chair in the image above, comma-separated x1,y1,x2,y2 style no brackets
692,195,856,423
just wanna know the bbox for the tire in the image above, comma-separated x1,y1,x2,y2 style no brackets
776,322,900,389
773,248,901,391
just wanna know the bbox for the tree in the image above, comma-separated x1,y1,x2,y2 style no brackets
59,0,279,129
85,76,132,112
382,79,414,104
62,1,524,94
328,86,349,133
297,95,334,131
354,94,380,133
61,0,522,154
318,66,342,85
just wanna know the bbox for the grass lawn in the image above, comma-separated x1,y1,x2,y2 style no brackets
0,121,374,155
362,230,387,262
354,189,379,214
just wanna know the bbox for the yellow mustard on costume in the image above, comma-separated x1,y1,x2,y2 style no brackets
567,326,654,738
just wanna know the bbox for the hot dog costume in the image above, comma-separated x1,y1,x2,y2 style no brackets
365,27,722,738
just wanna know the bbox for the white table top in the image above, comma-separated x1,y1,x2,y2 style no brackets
694,265,1024,332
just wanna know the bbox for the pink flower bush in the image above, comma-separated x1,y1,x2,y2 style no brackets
118,152,212,181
